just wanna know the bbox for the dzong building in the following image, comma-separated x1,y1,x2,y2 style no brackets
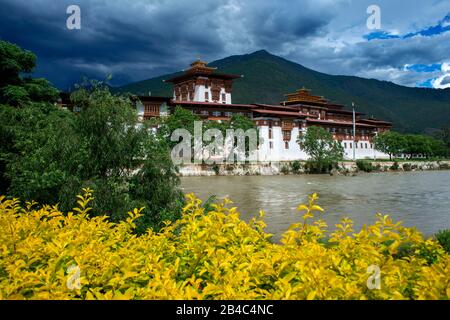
133,59,392,161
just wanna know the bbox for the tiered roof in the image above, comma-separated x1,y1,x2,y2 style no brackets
283,88,328,106
165,60,241,83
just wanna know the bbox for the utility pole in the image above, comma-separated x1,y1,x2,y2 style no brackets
352,102,356,161
373,131,377,161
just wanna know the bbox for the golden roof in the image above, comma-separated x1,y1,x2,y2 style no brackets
186,59,216,74
284,88,328,104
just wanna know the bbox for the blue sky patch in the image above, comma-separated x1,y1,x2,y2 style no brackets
365,13,450,41
364,31,400,41
417,78,434,88
405,64,442,73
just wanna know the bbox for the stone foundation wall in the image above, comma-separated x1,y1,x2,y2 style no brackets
177,160,450,176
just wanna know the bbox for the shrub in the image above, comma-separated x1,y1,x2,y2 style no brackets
291,161,302,174
390,160,400,171
435,230,450,254
304,160,335,174
212,164,220,175
356,160,374,172
280,165,290,175
0,190,448,300
402,163,412,171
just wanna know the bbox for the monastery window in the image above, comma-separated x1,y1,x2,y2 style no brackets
212,111,221,117
269,141,273,149
282,130,291,140
285,141,289,149
205,92,209,101
222,93,226,103
344,142,347,149
361,143,364,148
355,143,358,149
201,110,209,116
269,128,273,139
349,143,352,148
370,144,373,149
225,111,233,117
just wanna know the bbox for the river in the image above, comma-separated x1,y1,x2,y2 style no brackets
180,170,450,240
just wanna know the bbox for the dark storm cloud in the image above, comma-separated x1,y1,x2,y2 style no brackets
1,0,449,89
0,0,332,89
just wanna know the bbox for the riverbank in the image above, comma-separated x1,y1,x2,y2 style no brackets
177,160,450,176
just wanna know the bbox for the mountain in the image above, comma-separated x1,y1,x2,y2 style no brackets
115,50,450,133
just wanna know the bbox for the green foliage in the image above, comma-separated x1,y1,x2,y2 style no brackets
356,160,374,172
158,106,200,147
402,163,412,171
374,131,406,160
403,134,448,159
297,126,343,173
435,230,450,254
1,80,183,231
0,40,58,105
291,160,302,174
0,40,35,87
390,160,400,171
157,107,259,163
375,131,449,160
280,165,290,175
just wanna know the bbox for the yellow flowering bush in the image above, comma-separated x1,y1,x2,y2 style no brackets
0,189,449,300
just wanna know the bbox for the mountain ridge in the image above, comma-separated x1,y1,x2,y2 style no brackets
115,50,450,133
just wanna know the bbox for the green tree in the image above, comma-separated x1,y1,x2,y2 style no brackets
373,131,406,160
157,109,260,163
3,103,78,202
157,106,200,146
0,40,58,105
403,134,431,159
297,126,343,173
0,40,60,191
429,138,449,158
3,81,184,231
403,134,448,159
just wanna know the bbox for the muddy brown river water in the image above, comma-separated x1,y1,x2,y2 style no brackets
181,170,450,240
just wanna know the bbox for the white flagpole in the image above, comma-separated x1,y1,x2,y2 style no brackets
352,102,356,161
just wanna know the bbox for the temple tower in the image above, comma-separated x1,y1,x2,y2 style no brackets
165,60,241,104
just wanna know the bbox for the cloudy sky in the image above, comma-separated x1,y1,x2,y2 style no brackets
1,0,449,90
